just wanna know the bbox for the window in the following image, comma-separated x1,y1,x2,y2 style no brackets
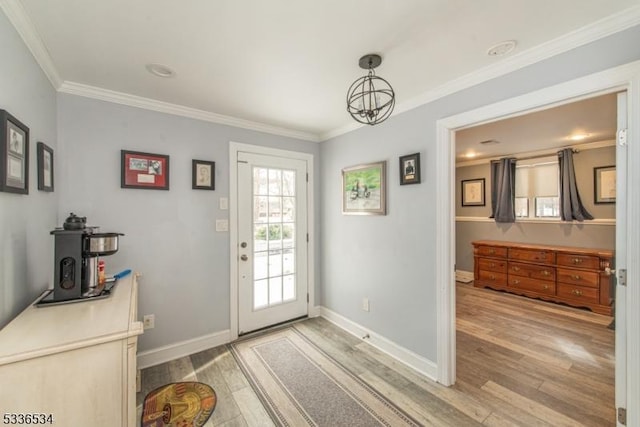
515,156,560,219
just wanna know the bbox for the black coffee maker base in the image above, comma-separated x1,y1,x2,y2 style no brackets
34,282,117,307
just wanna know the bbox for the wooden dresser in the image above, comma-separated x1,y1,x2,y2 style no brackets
472,240,614,315
0,274,143,426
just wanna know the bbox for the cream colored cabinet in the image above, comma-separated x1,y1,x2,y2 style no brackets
0,274,143,426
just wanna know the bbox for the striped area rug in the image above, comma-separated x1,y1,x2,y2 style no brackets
229,327,421,427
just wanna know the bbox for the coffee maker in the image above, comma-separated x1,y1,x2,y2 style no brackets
41,213,124,305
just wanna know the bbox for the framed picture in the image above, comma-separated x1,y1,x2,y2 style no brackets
121,150,170,190
0,109,29,194
461,178,485,207
37,142,54,192
399,153,420,185
342,161,386,215
192,159,215,190
594,165,616,204
515,197,529,217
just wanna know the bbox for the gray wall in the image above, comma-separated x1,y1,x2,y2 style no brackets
321,25,640,362
0,11,58,328
57,94,320,352
455,146,616,272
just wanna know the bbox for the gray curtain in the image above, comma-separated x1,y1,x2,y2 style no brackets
558,148,593,221
490,157,517,223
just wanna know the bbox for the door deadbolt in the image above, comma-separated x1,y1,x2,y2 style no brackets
240,242,247,248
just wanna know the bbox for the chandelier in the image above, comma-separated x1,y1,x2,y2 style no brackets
346,54,396,126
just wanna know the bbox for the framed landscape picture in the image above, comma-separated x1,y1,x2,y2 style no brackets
121,150,170,190
342,161,386,215
0,110,29,194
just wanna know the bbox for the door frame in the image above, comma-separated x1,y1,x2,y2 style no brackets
436,61,640,424
229,142,315,341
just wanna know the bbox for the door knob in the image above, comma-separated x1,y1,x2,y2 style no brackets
240,254,248,261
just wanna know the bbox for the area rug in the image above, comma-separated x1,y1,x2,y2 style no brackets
229,327,421,426
141,381,216,427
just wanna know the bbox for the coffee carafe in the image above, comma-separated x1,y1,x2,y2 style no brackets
49,213,123,302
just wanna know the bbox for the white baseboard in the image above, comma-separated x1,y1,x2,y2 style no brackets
455,270,474,283
319,307,438,381
137,329,231,369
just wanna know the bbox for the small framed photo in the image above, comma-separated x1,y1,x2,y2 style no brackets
121,150,170,190
399,153,420,185
192,159,215,190
37,142,54,192
594,165,615,204
0,109,29,194
342,161,386,215
461,178,485,207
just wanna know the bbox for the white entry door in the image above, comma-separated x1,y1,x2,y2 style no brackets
237,151,308,334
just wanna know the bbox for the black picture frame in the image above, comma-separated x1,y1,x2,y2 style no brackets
37,142,54,192
399,153,421,185
0,109,29,194
461,178,485,206
594,165,616,204
121,150,170,190
192,159,215,190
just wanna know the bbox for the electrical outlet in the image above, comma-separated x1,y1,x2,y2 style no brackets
362,297,370,312
143,314,155,329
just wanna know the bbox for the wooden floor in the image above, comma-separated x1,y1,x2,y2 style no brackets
137,283,615,426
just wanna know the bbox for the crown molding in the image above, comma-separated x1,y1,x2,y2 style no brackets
0,0,61,88
58,81,320,142
322,4,640,141
456,139,616,168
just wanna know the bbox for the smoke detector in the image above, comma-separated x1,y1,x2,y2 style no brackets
479,139,500,145
487,40,517,57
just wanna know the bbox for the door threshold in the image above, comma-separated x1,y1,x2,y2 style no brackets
237,315,308,340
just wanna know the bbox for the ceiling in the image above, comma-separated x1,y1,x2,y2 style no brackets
7,0,640,141
456,92,619,163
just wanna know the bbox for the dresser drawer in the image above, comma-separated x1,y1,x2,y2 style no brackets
556,253,600,270
508,276,555,295
478,258,507,273
478,270,507,286
557,284,599,303
557,268,599,288
508,262,555,281
477,245,507,258
509,248,555,264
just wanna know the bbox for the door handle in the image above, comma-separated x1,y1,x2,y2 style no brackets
240,254,248,261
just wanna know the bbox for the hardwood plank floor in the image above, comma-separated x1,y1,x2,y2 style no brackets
137,283,615,426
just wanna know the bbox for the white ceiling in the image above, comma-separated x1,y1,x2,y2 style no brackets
456,92,619,162
7,0,640,141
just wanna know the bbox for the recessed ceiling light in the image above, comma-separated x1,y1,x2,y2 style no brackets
465,152,477,159
569,133,591,141
145,63,176,78
487,40,517,57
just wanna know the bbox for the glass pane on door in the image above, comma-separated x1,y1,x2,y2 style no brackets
252,166,297,310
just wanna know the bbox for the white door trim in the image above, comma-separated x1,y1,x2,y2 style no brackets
229,142,315,341
436,61,640,426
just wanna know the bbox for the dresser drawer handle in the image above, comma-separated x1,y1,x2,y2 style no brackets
572,258,583,264
513,279,520,285
571,289,583,296
572,275,582,281
512,266,520,272
490,262,496,268
543,284,549,290
488,249,496,255
542,270,550,276
489,274,496,280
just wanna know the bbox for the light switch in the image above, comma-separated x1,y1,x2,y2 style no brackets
219,197,229,210
216,219,229,232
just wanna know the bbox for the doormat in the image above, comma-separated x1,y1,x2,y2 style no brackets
229,327,421,426
141,381,216,427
